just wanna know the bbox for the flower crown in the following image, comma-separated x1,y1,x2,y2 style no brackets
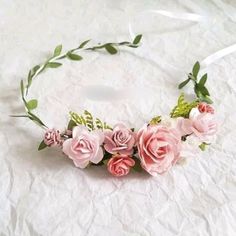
13,35,218,177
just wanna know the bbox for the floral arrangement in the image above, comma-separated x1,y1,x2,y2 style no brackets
13,35,218,177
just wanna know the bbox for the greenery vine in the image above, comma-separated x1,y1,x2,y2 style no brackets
12,35,143,129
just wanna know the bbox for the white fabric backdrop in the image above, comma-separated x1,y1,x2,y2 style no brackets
0,0,236,235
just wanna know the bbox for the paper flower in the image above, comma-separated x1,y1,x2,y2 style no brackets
137,124,181,176
107,154,135,177
104,123,136,155
63,126,104,168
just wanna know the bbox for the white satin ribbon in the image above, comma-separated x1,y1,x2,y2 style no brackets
201,43,236,68
128,9,236,69
147,10,207,22
128,9,207,39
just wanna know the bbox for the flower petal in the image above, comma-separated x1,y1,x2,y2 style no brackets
90,147,104,164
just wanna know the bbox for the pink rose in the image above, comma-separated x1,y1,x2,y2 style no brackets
44,129,62,146
107,154,135,177
62,126,104,168
198,102,214,114
177,108,217,142
104,123,136,155
137,124,181,176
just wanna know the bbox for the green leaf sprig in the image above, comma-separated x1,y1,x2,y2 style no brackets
170,93,198,118
11,79,47,128
178,61,213,104
149,116,162,125
13,35,143,129
199,142,210,151
69,110,112,131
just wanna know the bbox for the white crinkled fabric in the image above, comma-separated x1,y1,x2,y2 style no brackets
0,0,236,235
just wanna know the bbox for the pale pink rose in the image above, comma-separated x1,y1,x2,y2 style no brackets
137,124,181,176
177,108,217,142
62,126,104,168
104,123,136,155
107,154,135,177
198,102,214,114
44,129,62,146
176,118,193,136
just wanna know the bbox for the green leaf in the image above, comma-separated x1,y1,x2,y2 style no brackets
26,66,40,95
178,78,191,89
170,93,198,118
204,96,213,104
84,110,94,131
199,142,209,151
198,85,210,96
132,159,143,172
20,80,28,108
53,44,62,56
192,61,200,78
199,73,207,86
195,83,210,97
26,99,38,110
194,84,201,97
32,65,40,73
67,119,77,130
28,65,41,89
79,40,90,49
69,111,86,126
199,95,213,104
38,140,47,151
28,65,40,82
133,34,142,45
46,62,62,68
26,77,32,95
95,118,112,130
149,116,162,125
105,44,117,54
67,52,83,61
10,115,30,118
20,80,24,98
27,65,40,93
103,122,112,130
194,82,212,103
95,118,103,130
